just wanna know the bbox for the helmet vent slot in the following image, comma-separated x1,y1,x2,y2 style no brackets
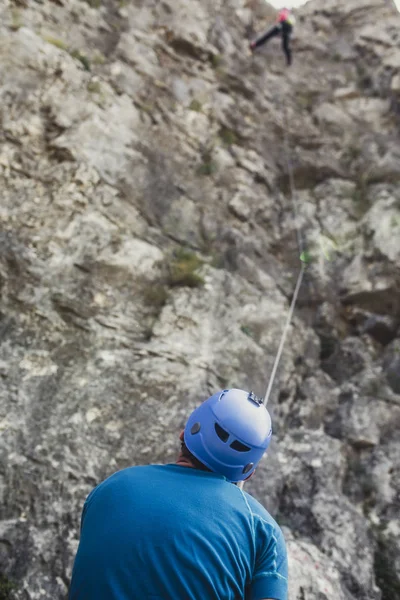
191,422,201,435
243,462,254,474
215,423,229,443
230,440,251,452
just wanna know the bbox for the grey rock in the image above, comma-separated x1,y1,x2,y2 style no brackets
0,0,400,598
286,531,345,600
321,337,372,383
382,339,400,393
385,356,400,394
361,314,398,346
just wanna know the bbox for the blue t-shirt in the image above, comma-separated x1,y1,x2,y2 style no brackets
69,465,288,600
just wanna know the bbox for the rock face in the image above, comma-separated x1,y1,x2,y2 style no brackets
0,0,400,598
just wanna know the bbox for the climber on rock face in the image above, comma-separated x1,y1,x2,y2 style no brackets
250,7,295,67
69,389,288,600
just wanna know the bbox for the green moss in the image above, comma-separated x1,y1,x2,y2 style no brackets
87,80,106,107
70,49,91,71
189,99,202,112
10,9,22,31
41,39,92,75
85,0,102,7
138,102,155,115
211,54,222,69
87,80,102,94
141,284,169,310
92,52,106,65
0,574,15,600
197,148,217,177
168,249,205,288
219,127,237,147
42,35,68,50
197,160,217,176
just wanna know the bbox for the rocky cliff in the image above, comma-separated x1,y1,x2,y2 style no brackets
0,0,400,598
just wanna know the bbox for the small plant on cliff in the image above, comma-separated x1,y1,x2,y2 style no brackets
167,248,205,288
197,147,217,177
374,531,400,600
92,51,106,65
141,284,169,311
10,9,22,31
42,35,68,50
87,80,102,94
70,49,91,71
189,99,202,112
240,325,253,338
0,574,15,600
211,54,222,69
219,127,237,147
41,35,91,71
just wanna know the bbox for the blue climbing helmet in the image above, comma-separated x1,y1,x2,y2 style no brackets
184,389,272,482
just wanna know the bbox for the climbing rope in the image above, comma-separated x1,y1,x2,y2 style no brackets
263,262,305,406
262,85,307,407
282,101,305,258
238,77,307,490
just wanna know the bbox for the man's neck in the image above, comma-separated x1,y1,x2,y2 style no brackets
175,456,196,469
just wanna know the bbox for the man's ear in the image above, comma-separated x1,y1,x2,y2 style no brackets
179,430,184,442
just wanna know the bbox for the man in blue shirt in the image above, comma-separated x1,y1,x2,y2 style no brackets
69,389,288,600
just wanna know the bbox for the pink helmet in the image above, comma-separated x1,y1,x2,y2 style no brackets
278,8,291,22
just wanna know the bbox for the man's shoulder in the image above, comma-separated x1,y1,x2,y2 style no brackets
94,464,164,489
242,490,281,530
111,463,165,480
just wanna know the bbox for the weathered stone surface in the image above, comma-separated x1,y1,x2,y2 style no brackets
362,314,399,345
0,0,400,598
362,195,400,262
286,533,344,600
334,86,360,101
315,102,353,132
391,73,400,92
382,339,400,394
